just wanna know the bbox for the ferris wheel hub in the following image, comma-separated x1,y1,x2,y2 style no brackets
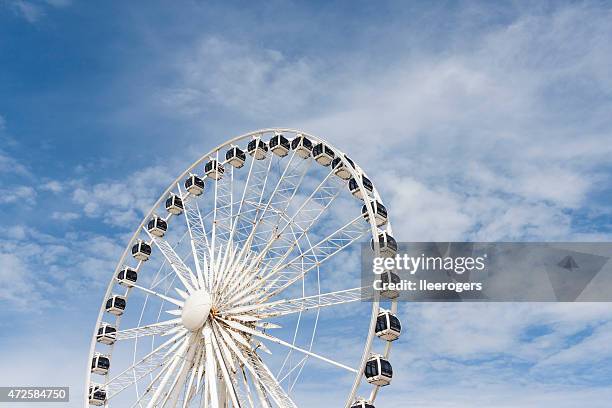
181,289,212,331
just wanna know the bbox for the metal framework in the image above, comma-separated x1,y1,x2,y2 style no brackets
85,129,398,407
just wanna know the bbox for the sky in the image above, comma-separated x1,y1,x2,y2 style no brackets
1,0,612,407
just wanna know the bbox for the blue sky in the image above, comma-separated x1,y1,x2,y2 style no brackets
1,0,612,407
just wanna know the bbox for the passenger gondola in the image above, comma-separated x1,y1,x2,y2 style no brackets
312,142,335,166
375,310,402,341
226,146,246,168
379,270,401,299
91,352,110,375
247,138,268,160
131,239,152,261
147,215,168,237
88,384,106,406
117,267,137,287
184,174,205,195
365,355,393,386
370,232,397,257
351,399,375,408
205,159,224,180
361,201,388,227
291,134,313,158
96,323,116,345
349,175,374,200
105,295,127,316
269,133,290,157
165,194,184,215
331,155,355,179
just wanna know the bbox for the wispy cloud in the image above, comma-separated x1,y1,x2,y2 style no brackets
160,36,323,119
3,0,70,23
4,0,44,23
0,185,36,204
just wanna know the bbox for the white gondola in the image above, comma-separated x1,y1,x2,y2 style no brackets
117,266,137,287
349,175,374,200
226,146,246,168
364,354,393,386
147,215,168,237
184,174,204,195
88,384,106,406
291,134,313,158
312,142,335,166
105,295,126,316
331,155,355,180
131,239,152,261
379,270,401,299
205,159,224,180
247,138,268,160
96,323,116,345
269,133,290,157
351,399,375,408
165,194,183,215
91,352,110,375
376,310,402,341
362,201,388,227
371,232,397,257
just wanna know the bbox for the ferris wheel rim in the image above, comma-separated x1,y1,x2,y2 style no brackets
85,128,398,408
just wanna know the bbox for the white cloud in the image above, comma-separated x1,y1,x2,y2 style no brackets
41,180,64,193
161,36,323,119
44,0,71,7
3,0,71,23
72,165,173,227
0,185,36,205
0,252,38,308
6,0,44,23
0,149,29,176
0,225,123,310
51,211,80,221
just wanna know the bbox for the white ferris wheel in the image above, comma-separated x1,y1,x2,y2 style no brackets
85,129,401,408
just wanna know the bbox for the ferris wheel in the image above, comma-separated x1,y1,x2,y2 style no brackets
85,129,401,408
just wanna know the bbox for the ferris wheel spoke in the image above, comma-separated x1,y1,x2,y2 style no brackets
263,175,346,270
161,337,199,408
246,168,346,280
180,184,213,290
250,368,272,408
147,232,199,292
225,287,364,318
278,355,307,384
245,351,297,408
202,326,220,408
106,332,187,398
145,340,189,408
216,321,293,408
245,151,311,256
230,151,273,251
219,318,357,374
263,215,370,299
211,152,234,252
148,227,191,290
129,353,178,408
239,366,257,408
209,325,242,407
130,282,185,308
116,319,184,341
